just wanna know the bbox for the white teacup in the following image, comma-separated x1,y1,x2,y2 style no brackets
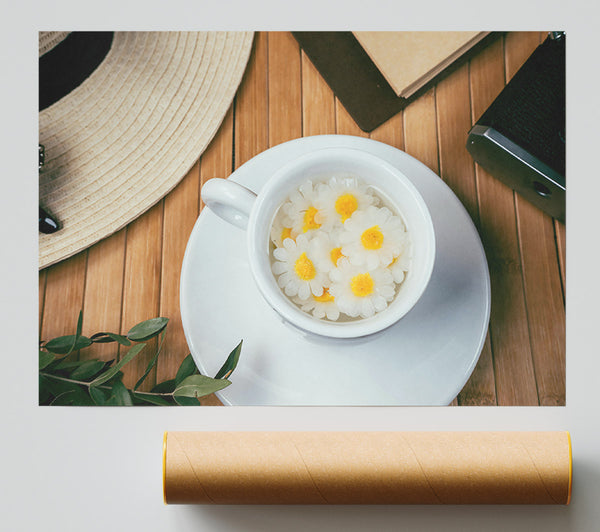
201,147,435,339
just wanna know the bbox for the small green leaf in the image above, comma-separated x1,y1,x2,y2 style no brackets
49,390,77,406
134,329,167,391
133,392,173,406
75,310,83,337
175,354,199,385
49,384,93,406
54,358,102,372
151,379,177,394
39,375,52,404
127,317,169,342
173,374,231,401
214,340,243,379
105,380,133,406
173,395,202,406
43,375,81,397
62,310,84,357
39,350,55,370
53,359,86,370
90,343,146,387
89,386,108,405
45,335,92,355
90,332,131,346
70,360,107,380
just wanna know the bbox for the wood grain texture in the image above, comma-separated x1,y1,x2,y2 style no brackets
369,111,404,151
268,32,302,147
200,107,234,204
403,88,438,173
434,55,498,406
469,34,539,406
555,220,566,298
336,99,369,138
40,252,87,356
156,163,201,383
38,270,46,339
119,201,163,390
515,197,566,405
235,32,269,168
455,37,507,406
301,50,336,136
504,31,543,82
81,229,126,362
435,64,480,225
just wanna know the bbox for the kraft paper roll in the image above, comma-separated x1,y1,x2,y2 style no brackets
163,431,572,505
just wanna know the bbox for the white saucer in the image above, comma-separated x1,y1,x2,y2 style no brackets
180,135,491,405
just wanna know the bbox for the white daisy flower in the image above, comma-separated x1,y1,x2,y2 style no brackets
283,180,328,237
270,206,296,248
314,175,378,229
388,246,412,284
271,234,330,300
293,288,340,321
329,259,396,319
340,205,408,270
311,229,347,273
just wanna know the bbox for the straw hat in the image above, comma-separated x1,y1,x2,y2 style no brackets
39,31,254,269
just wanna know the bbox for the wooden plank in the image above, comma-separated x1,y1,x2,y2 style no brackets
80,229,126,362
155,162,201,388
476,172,539,405
555,220,566,298
268,32,302,147
505,32,565,406
336,99,369,137
469,34,538,405
369,111,404,151
200,107,234,211
435,54,501,406
119,201,163,390
504,31,542,82
515,198,566,405
196,102,236,406
403,88,438,173
436,63,480,224
301,50,336,136
453,38,505,406
38,269,47,340
235,32,269,167
40,252,87,346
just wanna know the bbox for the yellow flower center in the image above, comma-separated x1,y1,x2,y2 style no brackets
294,252,316,281
302,206,321,232
281,227,293,242
330,247,344,266
335,193,358,222
350,272,374,297
313,288,334,303
361,225,384,250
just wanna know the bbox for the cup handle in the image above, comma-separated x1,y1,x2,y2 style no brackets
201,178,257,230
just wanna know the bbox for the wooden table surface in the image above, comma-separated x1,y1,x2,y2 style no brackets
38,31,565,406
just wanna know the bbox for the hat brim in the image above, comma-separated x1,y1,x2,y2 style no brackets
39,31,254,269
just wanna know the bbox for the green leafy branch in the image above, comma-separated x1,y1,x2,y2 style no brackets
39,311,242,406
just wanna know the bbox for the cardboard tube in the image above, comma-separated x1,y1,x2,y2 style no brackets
163,431,572,505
